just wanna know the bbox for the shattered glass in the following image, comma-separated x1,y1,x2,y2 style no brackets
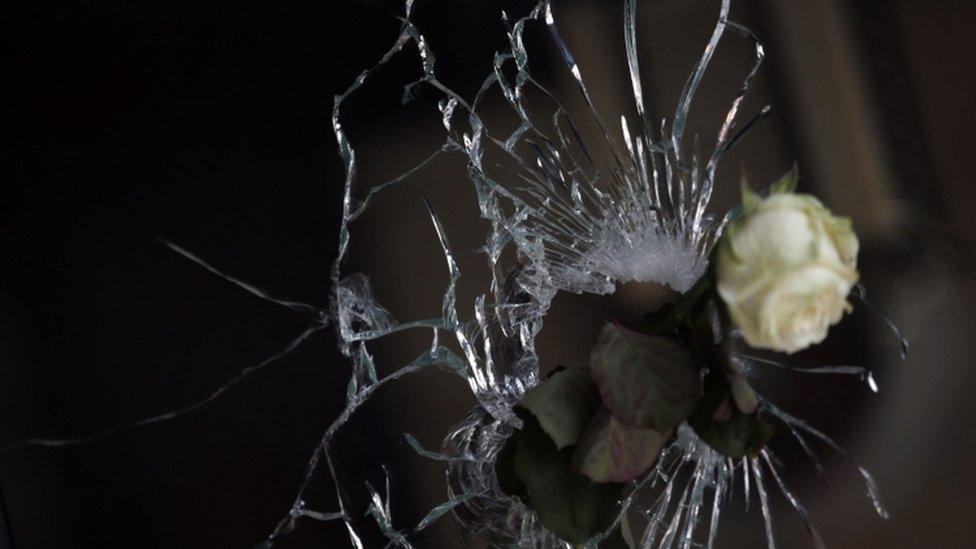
13,0,911,547
305,1,900,546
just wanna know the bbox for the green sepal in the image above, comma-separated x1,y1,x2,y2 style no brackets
769,163,799,195
739,169,761,214
740,164,799,213
728,372,759,415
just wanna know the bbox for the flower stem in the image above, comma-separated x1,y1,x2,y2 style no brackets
675,273,714,320
647,273,714,335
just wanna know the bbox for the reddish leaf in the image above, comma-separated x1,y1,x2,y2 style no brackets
573,408,667,483
589,322,700,431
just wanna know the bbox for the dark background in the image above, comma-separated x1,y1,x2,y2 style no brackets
4,0,976,547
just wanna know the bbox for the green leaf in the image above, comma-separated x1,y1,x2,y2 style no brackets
688,370,775,459
501,410,624,544
693,412,775,459
521,363,601,450
589,323,700,431
573,408,667,483
494,425,526,499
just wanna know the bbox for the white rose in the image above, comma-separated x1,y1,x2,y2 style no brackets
715,191,859,354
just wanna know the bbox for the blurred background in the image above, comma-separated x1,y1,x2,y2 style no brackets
4,0,976,547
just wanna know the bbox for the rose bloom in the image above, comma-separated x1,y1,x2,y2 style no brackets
715,192,859,353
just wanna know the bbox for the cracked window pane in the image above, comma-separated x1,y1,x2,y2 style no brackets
5,0,976,548
309,1,894,545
